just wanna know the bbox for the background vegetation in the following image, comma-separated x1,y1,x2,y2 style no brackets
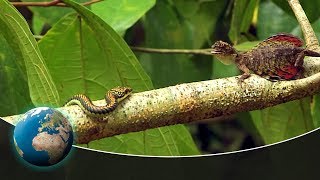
1,0,320,155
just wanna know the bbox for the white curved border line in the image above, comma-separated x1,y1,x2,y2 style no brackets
74,126,320,158
1,117,318,158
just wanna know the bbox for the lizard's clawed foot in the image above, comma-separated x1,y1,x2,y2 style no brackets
294,72,305,80
237,73,250,86
265,76,281,82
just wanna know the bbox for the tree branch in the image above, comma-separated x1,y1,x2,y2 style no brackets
130,46,212,56
2,0,320,144
11,0,102,7
3,58,320,144
288,0,320,51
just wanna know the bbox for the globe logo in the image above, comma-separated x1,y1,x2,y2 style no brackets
13,107,74,166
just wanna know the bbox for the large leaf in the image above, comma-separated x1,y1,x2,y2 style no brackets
228,0,258,44
311,95,320,128
212,60,239,79
58,1,153,92
250,98,314,144
0,0,59,107
257,1,298,39
89,125,199,155
257,1,320,41
91,0,155,35
24,0,155,35
20,0,85,30
0,34,33,116
272,0,320,23
172,0,228,48
40,1,199,155
140,0,226,88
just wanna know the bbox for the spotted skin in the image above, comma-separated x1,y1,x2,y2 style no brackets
238,41,304,80
64,86,132,117
211,34,320,81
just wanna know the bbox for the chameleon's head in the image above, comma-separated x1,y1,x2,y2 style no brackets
211,41,237,65
110,86,133,101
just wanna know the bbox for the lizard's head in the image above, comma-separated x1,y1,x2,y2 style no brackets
211,41,237,65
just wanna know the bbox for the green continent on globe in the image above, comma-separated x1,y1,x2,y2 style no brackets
13,107,73,166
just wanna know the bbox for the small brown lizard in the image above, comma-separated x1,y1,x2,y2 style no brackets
211,33,320,81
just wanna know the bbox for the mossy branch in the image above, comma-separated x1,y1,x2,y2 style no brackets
2,0,320,144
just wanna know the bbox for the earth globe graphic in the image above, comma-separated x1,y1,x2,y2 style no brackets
13,107,74,166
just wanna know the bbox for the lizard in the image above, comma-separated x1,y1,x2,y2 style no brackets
211,33,320,82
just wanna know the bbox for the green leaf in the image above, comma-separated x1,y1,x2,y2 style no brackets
173,0,228,48
311,95,320,128
250,98,314,144
272,0,320,23
234,41,259,51
212,60,239,79
60,1,153,92
0,0,59,106
228,0,259,43
26,0,155,34
38,14,124,102
21,0,85,26
32,15,46,35
257,1,298,39
91,0,156,35
140,0,226,88
0,34,33,116
89,126,199,155
144,125,199,155
41,1,199,155
257,1,320,41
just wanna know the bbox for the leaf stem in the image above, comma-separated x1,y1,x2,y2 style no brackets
130,46,213,56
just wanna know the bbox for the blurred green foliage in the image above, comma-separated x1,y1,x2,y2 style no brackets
1,0,320,155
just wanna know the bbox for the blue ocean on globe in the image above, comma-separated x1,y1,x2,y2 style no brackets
13,107,73,166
